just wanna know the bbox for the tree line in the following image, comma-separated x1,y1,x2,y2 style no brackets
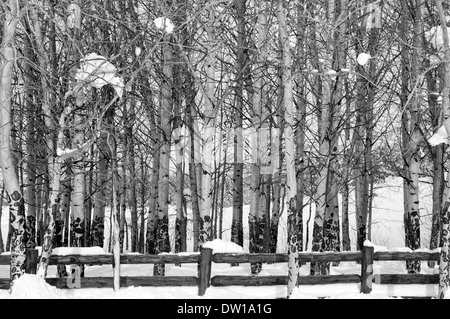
2,0,450,297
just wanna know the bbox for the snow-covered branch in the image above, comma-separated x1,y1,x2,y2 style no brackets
74,53,124,99
154,17,175,34
56,139,94,160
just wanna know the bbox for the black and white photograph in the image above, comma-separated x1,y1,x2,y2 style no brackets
0,0,448,303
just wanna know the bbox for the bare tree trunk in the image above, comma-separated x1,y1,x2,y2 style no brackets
269,73,284,254
173,111,184,254
352,4,379,253
71,157,86,249
109,129,121,291
199,7,217,249
142,81,159,255
71,117,86,251
365,25,378,245
310,55,333,274
342,78,352,251
278,0,299,297
219,128,230,239
231,0,246,251
67,0,85,279
29,0,60,279
403,0,423,274
178,9,201,252
154,34,173,276
23,29,37,250
424,29,443,268
172,43,184,253
436,0,450,298
56,168,70,277
119,156,126,252
92,106,114,249
428,94,444,268
248,0,267,275
309,0,337,276
84,145,94,248
60,170,71,248
71,122,86,250
139,153,146,254
0,0,26,285
294,0,307,257
37,159,62,278
146,146,159,255
127,101,138,252
186,82,201,251
84,187,92,249
232,124,244,249
325,0,348,266
35,164,45,246
188,130,201,251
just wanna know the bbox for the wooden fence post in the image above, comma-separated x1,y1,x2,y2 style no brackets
361,244,375,294
25,248,38,274
198,248,213,296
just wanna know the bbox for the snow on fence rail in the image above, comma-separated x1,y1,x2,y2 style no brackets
0,246,440,296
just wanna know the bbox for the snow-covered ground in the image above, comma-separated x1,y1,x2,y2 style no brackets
0,177,442,299
0,239,441,299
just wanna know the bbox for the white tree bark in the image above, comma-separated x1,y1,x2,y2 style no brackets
68,0,85,249
311,0,336,276
278,0,299,298
108,133,121,291
249,1,269,274
232,0,246,250
199,7,217,248
23,33,37,250
29,0,60,278
0,0,26,286
435,0,450,299
404,0,423,274
269,80,283,253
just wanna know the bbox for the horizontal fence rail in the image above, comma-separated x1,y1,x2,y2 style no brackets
211,251,364,263
374,251,440,261
44,276,200,289
0,246,441,297
48,253,202,265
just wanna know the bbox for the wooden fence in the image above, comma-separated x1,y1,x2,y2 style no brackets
0,246,440,297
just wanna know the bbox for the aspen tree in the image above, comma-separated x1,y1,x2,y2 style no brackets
435,0,450,299
0,0,26,285
277,0,300,297
199,7,217,248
